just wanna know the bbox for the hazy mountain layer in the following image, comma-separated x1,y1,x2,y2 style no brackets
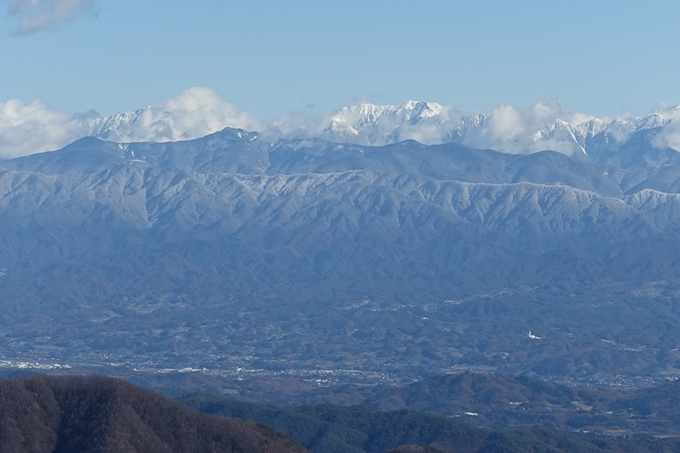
1,130,680,382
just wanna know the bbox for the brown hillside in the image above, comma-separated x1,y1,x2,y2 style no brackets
385,446,446,453
0,375,305,453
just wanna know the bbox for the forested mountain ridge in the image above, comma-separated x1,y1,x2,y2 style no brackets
183,390,680,453
5,374,680,453
169,372,680,438
0,375,305,453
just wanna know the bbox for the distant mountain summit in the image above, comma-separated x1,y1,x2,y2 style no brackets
311,101,483,146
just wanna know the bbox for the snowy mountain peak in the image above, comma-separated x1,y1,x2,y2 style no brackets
317,100,451,144
400,100,445,118
635,108,679,130
328,100,447,127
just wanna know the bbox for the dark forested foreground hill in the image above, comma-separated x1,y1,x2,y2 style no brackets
0,375,305,453
182,393,680,453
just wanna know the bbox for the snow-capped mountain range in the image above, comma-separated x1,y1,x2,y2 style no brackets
88,97,680,159
1,87,680,160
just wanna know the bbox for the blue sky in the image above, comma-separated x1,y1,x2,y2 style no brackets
1,0,679,119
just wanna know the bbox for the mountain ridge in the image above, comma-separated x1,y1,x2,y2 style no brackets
2,130,680,382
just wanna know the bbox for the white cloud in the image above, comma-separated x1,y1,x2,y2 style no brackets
652,121,680,152
0,88,264,159
485,104,525,141
6,0,96,35
463,100,582,154
267,112,330,141
90,87,265,143
0,98,84,159
643,105,680,151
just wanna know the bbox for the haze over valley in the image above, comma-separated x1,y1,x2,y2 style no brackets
2,116,680,387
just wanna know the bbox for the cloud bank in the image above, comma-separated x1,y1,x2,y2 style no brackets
88,87,264,143
6,0,96,35
0,88,262,159
0,98,84,158
463,101,591,155
651,107,680,151
1,87,679,160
